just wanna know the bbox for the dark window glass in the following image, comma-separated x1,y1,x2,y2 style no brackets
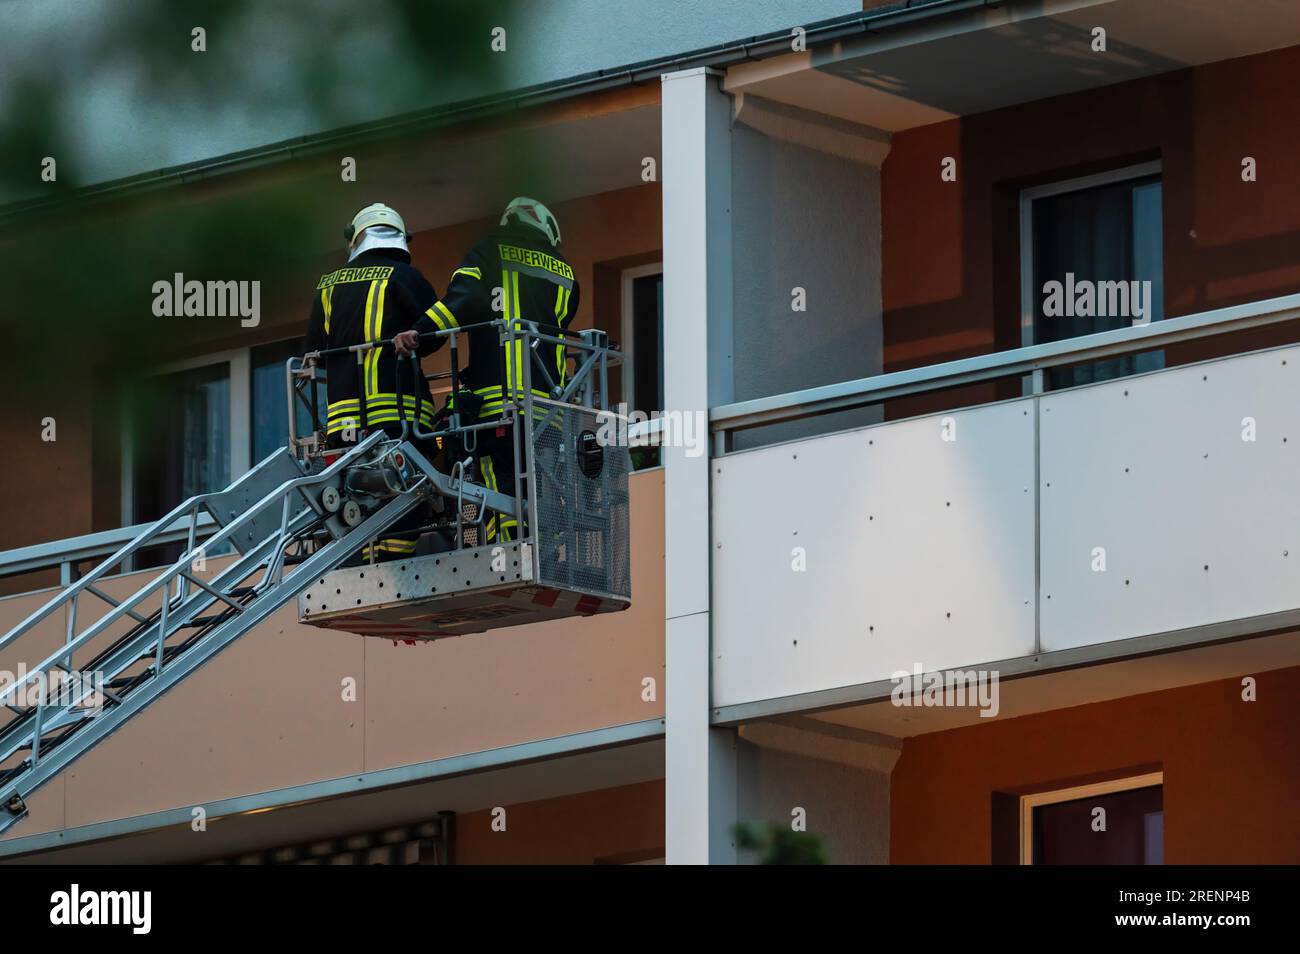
1033,784,1163,865
251,338,313,463
1031,174,1163,389
631,274,664,414
629,273,663,470
130,363,230,524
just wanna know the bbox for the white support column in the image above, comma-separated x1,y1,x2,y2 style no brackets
662,66,736,865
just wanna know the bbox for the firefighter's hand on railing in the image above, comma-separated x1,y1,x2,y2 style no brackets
393,330,420,356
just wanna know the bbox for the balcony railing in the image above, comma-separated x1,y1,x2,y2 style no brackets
710,292,1300,447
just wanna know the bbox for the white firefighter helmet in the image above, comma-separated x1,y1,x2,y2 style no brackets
500,196,561,247
345,203,410,248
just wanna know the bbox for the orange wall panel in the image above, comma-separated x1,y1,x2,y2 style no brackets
881,45,1300,419
455,779,663,864
891,665,1300,864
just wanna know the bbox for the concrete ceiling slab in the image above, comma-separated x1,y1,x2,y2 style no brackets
806,629,1300,737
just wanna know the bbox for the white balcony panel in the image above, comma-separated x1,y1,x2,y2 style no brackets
1040,345,1300,651
712,400,1037,709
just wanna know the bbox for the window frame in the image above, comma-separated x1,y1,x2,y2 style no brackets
1018,159,1163,394
1018,770,1164,865
248,335,312,466
120,344,270,528
620,261,664,411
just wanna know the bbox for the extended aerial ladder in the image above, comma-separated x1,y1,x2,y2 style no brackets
0,320,630,837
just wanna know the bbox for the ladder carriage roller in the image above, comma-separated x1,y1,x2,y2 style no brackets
0,320,630,835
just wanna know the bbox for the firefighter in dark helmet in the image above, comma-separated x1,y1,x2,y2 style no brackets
394,197,578,543
304,202,445,561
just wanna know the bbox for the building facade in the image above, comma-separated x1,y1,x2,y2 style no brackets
1,0,1298,864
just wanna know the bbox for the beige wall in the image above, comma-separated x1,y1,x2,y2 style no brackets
0,469,663,840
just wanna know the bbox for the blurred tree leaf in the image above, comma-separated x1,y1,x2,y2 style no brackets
0,0,523,401
733,820,828,865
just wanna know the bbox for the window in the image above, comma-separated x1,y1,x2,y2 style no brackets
124,340,308,528
126,362,233,524
251,337,314,465
621,264,663,470
1021,162,1164,390
1021,772,1164,865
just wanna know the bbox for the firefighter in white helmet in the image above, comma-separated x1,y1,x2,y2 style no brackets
305,203,445,561
394,197,578,543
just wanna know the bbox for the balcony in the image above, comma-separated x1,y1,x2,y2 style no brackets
707,294,1300,717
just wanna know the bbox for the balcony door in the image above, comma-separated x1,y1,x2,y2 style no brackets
1020,161,1165,391
1021,772,1164,865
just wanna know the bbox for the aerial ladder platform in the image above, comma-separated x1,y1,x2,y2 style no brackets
0,321,631,837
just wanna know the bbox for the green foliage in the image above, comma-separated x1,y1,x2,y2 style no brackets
732,820,828,865
0,0,524,398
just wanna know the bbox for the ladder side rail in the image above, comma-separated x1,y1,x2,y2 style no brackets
0,445,308,654
81,530,291,691
40,520,309,733
0,486,428,836
0,436,382,711
0,499,204,656
0,504,324,771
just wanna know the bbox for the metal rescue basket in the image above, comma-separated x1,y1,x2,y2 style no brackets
292,319,632,641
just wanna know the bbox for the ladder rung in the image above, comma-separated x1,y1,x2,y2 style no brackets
84,585,151,625
182,613,234,628
179,573,248,613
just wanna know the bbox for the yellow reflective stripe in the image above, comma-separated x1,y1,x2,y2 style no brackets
363,280,377,341
452,266,481,281
364,539,417,557
363,394,428,406
375,278,389,396
369,279,388,397
482,457,507,543
503,282,514,395
321,285,334,334
505,271,522,398
362,280,378,397
427,300,458,330
435,300,458,327
363,404,433,415
553,286,567,382
514,319,524,399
